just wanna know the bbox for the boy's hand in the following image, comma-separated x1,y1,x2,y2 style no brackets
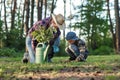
76,54,85,62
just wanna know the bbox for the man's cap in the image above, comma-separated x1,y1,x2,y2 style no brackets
66,32,78,40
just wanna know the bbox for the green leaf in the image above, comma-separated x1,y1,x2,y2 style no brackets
31,26,55,43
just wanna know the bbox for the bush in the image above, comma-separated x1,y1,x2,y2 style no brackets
0,48,22,57
55,40,68,57
91,46,114,55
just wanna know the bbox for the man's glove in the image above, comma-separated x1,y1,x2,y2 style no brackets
22,52,29,63
76,54,85,62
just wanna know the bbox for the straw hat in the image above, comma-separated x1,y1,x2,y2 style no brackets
52,14,65,27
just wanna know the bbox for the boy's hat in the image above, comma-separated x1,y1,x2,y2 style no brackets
66,32,78,40
52,14,65,27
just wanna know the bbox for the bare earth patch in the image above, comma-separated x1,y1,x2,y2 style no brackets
16,66,120,80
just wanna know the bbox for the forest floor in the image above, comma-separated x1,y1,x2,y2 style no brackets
0,55,120,80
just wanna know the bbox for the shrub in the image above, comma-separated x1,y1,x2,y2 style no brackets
91,46,114,55
0,48,22,57
55,40,68,56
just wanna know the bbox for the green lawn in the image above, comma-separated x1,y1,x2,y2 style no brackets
0,55,120,80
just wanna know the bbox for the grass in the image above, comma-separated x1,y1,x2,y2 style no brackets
105,75,119,80
0,55,120,80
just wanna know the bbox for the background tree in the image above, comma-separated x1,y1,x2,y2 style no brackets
20,0,25,38
30,0,35,27
3,0,8,34
0,0,120,55
0,3,3,48
11,0,17,30
106,0,116,49
69,0,114,55
51,0,57,14
114,0,120,54
37,0,43,20
24,0,30,36
73,0,109,49
44,0,47,18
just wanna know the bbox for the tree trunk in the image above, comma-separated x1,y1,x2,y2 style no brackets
24,0,30,36
30,0,34,27
3,0,8,33
44,0,47,18
51,0,54,14
114,0,120,53
11,0,17,30
63,0,66,40
37,0,43,20
51,0,57,14
20,0,25,38
106,0,116,49
0,0,2,19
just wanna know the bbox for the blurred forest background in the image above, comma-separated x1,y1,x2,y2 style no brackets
0,0,120,57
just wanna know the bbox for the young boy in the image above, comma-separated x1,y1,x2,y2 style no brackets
65,32,89,62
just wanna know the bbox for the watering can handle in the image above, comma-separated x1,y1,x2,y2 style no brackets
36,43,45,48
44,45,50,61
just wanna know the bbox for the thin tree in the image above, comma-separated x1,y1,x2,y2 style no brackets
44,0,47,18
114,0,120,53
0,0,2,19
37,0,43,20
11,0,17,30
21,0,25,38
106,0,116,49
24,0,30,36
3,0,8,33
30,0,34,27
51,0,57,14
63,0,66,40
51,0,54,14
